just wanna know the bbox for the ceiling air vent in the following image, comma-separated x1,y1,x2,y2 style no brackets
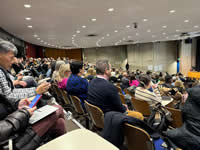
87,34,98,37
62,45,73,47
127,40,134,43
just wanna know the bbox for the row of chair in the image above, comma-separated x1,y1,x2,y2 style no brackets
50,83,182,150
50,83,104,130
116,85,183,128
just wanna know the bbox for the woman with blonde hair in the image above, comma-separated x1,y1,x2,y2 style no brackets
52,60,65,82
57,63,71,89
85,67,96,81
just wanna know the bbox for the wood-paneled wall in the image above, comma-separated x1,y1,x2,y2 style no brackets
45,48,82,60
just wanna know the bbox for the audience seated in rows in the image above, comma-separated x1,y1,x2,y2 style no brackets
88,60,143,120
0,40,66,150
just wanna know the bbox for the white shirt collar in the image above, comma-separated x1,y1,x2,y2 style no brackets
97,75,108,80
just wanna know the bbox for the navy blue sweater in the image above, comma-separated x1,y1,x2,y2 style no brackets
88,78,126,113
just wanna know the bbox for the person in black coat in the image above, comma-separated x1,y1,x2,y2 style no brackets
164,87,200,150
125,62,129,71
0,94,39,150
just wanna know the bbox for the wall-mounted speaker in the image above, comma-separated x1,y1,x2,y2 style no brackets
185,38,192,44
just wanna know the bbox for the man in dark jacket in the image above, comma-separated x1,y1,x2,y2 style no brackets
88,60,127,113
164,87,200,150
88,60,143,120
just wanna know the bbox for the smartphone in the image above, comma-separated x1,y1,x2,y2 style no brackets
169,89,176,95
29,94,42,108
46,79,53,83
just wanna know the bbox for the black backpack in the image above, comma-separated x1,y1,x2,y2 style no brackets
147,103,172,132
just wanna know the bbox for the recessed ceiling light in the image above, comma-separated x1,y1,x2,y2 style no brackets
114,30,118,33
169,10,176,14
91,18,97,22
27,25,32,28
152,35,156,38
176,29,180,32
147,29,151,33
72,37,74,39
123,38,126,41
128,36,132,38
184,20,189,23
143,19,148,22
102,37,105,39
37,38,40,40
82,25,86,28
108,8,114,12
24,4,31,8
163,32,166,35
194,25,199,28
41,40,44,43
162,25,167,28
106,34,110,37
25,17,32,20
126,25,130,28
76,30,80,33
136,33,139,36
73,34,76,37
34,34,38,37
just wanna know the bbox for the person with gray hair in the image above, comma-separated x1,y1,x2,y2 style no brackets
0,40,50,106
88,59,143,120
95,60,110,76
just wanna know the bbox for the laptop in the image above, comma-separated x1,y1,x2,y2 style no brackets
29,105,58,124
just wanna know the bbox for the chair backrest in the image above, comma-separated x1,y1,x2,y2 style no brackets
124,88,133,96
116,86,123,94
60,90,71,105
71,96,85,114
84,101,104,129
165,100,174,108
124,123,154,150
131,97,151,116
166,107,183,128
119,93,126,104
52,84,62,97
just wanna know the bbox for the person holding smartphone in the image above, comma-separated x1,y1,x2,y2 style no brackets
0,95,66,150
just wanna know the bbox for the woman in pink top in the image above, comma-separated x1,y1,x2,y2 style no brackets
57,63,71,89
129,74,139,87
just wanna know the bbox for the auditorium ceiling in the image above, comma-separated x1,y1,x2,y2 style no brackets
0,0,200,49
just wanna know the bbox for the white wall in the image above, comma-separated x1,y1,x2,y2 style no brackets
83,41,178,74
127,41,177,74
179,40,192,76
83,46,127,69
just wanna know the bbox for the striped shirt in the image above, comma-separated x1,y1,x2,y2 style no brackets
0,69,36,104
135,87,161,106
